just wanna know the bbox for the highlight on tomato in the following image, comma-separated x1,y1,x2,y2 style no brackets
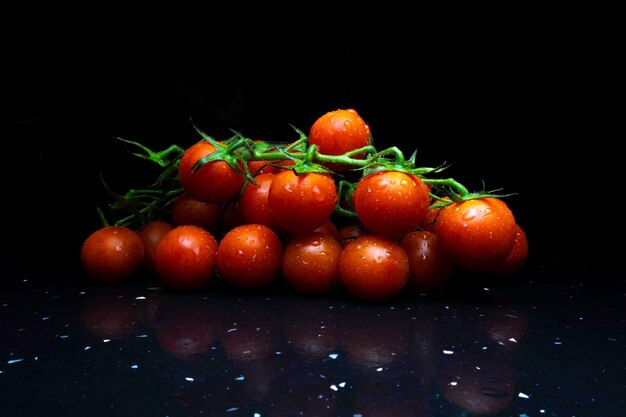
339,234,409,303
268,169,338,234
216,224,283,290
431,197,518,272
352,170,431,239
152,225,219,291
80,225,145,283
178,140,245,204
308,108,371,172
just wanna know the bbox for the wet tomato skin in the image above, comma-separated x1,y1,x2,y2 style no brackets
137,220,175,272
282,231,342,295
178,141,245,204
170,193,220,231
352,170,431,239
268,170,338,234
216,224,283,290
339,234,409,303
238,172,280,231
400,230,454,293
432,197,517,272
153,225,219,291
308,108,371,172
80,226,145,283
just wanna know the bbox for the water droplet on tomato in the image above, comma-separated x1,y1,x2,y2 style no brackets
461,209,477,222
312,186,325,202
400,178,409,187
237,249,244,256
311,240,321,247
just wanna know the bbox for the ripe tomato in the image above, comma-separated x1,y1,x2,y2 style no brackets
216,224,283,290
312,219,339,240
80,226,144,283
485,224,528,275
137,220,175,271
400,230,454,293
237,172,280,231
153,225,219,291
339,235,409,303
432,197,517,272
170,192,220,231
268,169,338,234
352,170,431,239
282,231,342,295
308,108,371,172
178,140,245,204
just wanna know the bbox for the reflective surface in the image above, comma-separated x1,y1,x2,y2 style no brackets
1,267,624,416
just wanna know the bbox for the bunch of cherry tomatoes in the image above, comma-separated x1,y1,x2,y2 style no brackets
80,108,528,303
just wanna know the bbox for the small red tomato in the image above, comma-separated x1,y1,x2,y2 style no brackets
216,224,283,290
80,226,145,283
268,170,338,234
170,193,220,230
282,231,342,295
237,172,280,231
178,140,245,204
400,230,454,293
153,225,219,291
308,108,371,172
137,220,175,271
339,235,409,303
353,170,431,239
432,197,517,272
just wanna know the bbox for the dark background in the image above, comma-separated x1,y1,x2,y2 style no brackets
4,13,624,277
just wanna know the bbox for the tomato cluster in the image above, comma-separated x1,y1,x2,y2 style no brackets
81,108,528,303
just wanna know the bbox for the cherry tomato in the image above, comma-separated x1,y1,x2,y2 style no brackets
137,220,175,271
170,192,220,231
237,172,281,231
178,140,245,204
352,170,431,239
282,231,342,295
400,230,454,293
216,224,283,290
432,197,517,272
339,234,409,303
153,225,219,291
268,169,338,234
308,108,371,172
485,224,528,275
80,226,144,283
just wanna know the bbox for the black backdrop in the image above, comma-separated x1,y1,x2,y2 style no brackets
5,14,624,276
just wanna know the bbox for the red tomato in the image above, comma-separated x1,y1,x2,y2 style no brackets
80,226,145,283
339,235,409,303
432,197,517,272
268,169,338,234
308,108,371,172
216,224,283,290
400,230,454,293
352,170,431,239
282,231,342,295
137,220,175,271
237,172,280,231
485,224,528,275
170,193,220,230
153,225,219,291
178,140,245,204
